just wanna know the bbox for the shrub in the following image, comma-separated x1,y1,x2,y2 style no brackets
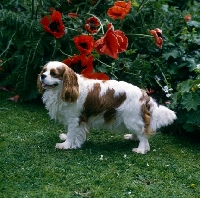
0,0,200,133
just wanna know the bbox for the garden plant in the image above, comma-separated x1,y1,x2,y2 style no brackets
1,0,200,134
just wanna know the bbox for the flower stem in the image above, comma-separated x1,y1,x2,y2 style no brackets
126,34,152,37
138,0,150,12
59,49,72,57
67,27,80,32
96,58,112,68
87,0,102,14
31,0,34,19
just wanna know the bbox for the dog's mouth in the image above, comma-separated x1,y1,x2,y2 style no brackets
42,82,58,88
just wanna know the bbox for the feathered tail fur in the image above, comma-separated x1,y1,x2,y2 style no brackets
140,91,176,135
148,98,177,132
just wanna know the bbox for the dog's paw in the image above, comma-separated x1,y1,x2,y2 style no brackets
55,142,69,149
132,148,147,154
124,134,139,141
59,133,67,140
132,146,150,154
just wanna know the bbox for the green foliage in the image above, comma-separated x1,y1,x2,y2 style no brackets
171,78,200,132
1,0,200,133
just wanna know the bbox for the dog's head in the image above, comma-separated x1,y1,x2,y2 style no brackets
37,61,79,102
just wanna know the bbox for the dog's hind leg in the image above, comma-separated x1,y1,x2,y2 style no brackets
124,132,150,154
124,118,150,154
132,134,150,154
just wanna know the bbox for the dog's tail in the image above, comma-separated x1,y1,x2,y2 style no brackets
149,98,177,131
140,91,177,135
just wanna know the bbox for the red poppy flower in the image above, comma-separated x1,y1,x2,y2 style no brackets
40,11,65,38
107,1,131,20
73,35,95,55
63,54,92,74
68,12,79,18
150,28,163,49
84,16,100,34
95,23,128,59
62,54,109,80
184,14,191,22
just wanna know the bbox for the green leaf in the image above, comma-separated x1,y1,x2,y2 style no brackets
177,80,192,92
187,20,200,28
183,122,195,132
131,0,139,7
182,107,200,131
162,49,179,60
186,58,196,71
181,92,200,111
186,108,200,126
161,5,169,12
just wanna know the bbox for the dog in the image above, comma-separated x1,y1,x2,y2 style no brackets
37,61,176,154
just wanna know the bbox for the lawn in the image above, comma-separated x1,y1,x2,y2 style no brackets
0,91,200,198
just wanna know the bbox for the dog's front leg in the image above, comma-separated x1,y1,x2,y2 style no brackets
55,118,88,149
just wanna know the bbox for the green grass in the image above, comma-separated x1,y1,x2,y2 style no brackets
0,92,200,198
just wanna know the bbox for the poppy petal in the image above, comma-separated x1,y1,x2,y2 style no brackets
114,30,128,53
150,29,163,49
107,1,131,20
95,23,128,59
97,33,119,59
83,72,109,80
68,12,79,18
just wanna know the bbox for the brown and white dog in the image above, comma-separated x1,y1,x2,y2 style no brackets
38,61,176,154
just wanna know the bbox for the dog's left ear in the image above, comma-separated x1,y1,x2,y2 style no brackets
61,66,79,103
37,72,44,94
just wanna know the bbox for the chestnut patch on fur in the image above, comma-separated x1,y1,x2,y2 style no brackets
80,83,126,123
37,66,47,93
140,90,153,135
50,66,65,80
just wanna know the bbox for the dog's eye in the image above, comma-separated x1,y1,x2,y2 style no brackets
50,71,56,76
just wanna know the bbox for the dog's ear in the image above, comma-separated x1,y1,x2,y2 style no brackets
61,66,79,103
37,71,44,94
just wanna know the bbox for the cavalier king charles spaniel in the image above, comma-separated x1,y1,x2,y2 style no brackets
38,61,176,154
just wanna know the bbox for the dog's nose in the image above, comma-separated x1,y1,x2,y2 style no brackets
41,74,46,80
